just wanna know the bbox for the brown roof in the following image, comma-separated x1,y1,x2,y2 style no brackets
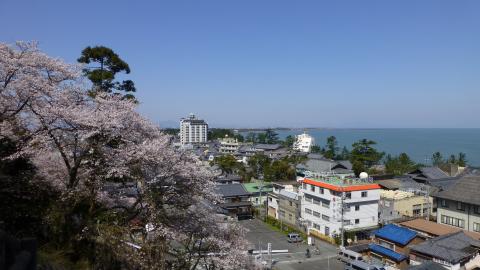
399,218,480,240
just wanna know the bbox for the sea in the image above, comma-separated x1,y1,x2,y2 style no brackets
245,129,480,166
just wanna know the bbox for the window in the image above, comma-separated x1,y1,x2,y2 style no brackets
319,187,324,194
325,226,330,236
313,198,320,205
355,205,360,211
269,197,272,202
457,202,466,211
313,211,320,217
441,215,465,228
440,199,448,207
361,191,368,197
305,208,312,215
474,223,480,232
475,206,480,215
313,223,321,230
345,192,352,199
413,209,421,217
355,219,360,224
322,201,330,208
310,185,315,192
322,214,330,221
289,201,293,207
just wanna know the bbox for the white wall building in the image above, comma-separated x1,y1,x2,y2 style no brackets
299,176,380,241
219,136,240,154
293,132,315,153
179,113,208,145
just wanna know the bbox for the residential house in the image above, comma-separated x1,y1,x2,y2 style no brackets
399,218,480,240
243,182,273,207
300,176,380,241
369,224,422,269
277,188,301,228
267,181,299,220
407,167,458,191
296,154,354,178
254,144,290,160
215,184,252,219
215,174,242,185
379,190,432,224
433,176,480,233
409,231,480,270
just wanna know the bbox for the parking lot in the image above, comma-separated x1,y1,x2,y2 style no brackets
239,218,343,269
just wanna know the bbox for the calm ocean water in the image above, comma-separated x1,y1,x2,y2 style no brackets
270,129,480,166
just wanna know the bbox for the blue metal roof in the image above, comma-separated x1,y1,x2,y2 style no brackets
374,224,417,246
369,244,407,262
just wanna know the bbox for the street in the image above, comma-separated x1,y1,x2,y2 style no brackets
239,219,344,270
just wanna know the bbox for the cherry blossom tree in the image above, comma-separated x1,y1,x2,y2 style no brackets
0,42,250,269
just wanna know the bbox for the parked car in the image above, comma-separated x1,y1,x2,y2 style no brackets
338,247,363,263
287,233,302,243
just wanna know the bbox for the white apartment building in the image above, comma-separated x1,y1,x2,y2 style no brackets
219,136,240,154
300,176,380,241
293,132,315,153
179,113,208,145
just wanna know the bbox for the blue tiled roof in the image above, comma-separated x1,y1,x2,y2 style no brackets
374,224,417,246
369,244,407,262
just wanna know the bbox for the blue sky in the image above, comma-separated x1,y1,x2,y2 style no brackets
1,0,479,128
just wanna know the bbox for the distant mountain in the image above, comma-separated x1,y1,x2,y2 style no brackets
157,120,178,128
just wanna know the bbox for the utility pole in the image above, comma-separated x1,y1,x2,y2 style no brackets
265,185,268,222
340,189,345,247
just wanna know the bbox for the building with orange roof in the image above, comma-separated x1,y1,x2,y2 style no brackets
299,175,381,244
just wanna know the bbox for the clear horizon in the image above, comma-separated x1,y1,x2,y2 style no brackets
2,0,479,128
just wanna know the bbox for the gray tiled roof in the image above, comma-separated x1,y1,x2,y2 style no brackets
337,160,353,170
409,167,449,180
420,167,450,179
406,261,446,270
254,144,282,150
307,153,325,159
215,184,250,198
433,176,480,205
297,158,353,174
278,189,299,200
410,231,480,264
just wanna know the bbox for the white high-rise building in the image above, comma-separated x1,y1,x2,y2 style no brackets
180,113,208,145
293,132,315,152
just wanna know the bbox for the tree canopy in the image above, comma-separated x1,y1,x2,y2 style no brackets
78,46,136,99
384,153,418,175
1,42,248,269
350,139,385,176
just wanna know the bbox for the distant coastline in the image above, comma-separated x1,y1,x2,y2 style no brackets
235,128,480,166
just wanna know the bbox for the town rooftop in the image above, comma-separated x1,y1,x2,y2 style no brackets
303,176,381,192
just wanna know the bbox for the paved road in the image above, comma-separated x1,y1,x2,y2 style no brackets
273,256,344,270
239,218,342,270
